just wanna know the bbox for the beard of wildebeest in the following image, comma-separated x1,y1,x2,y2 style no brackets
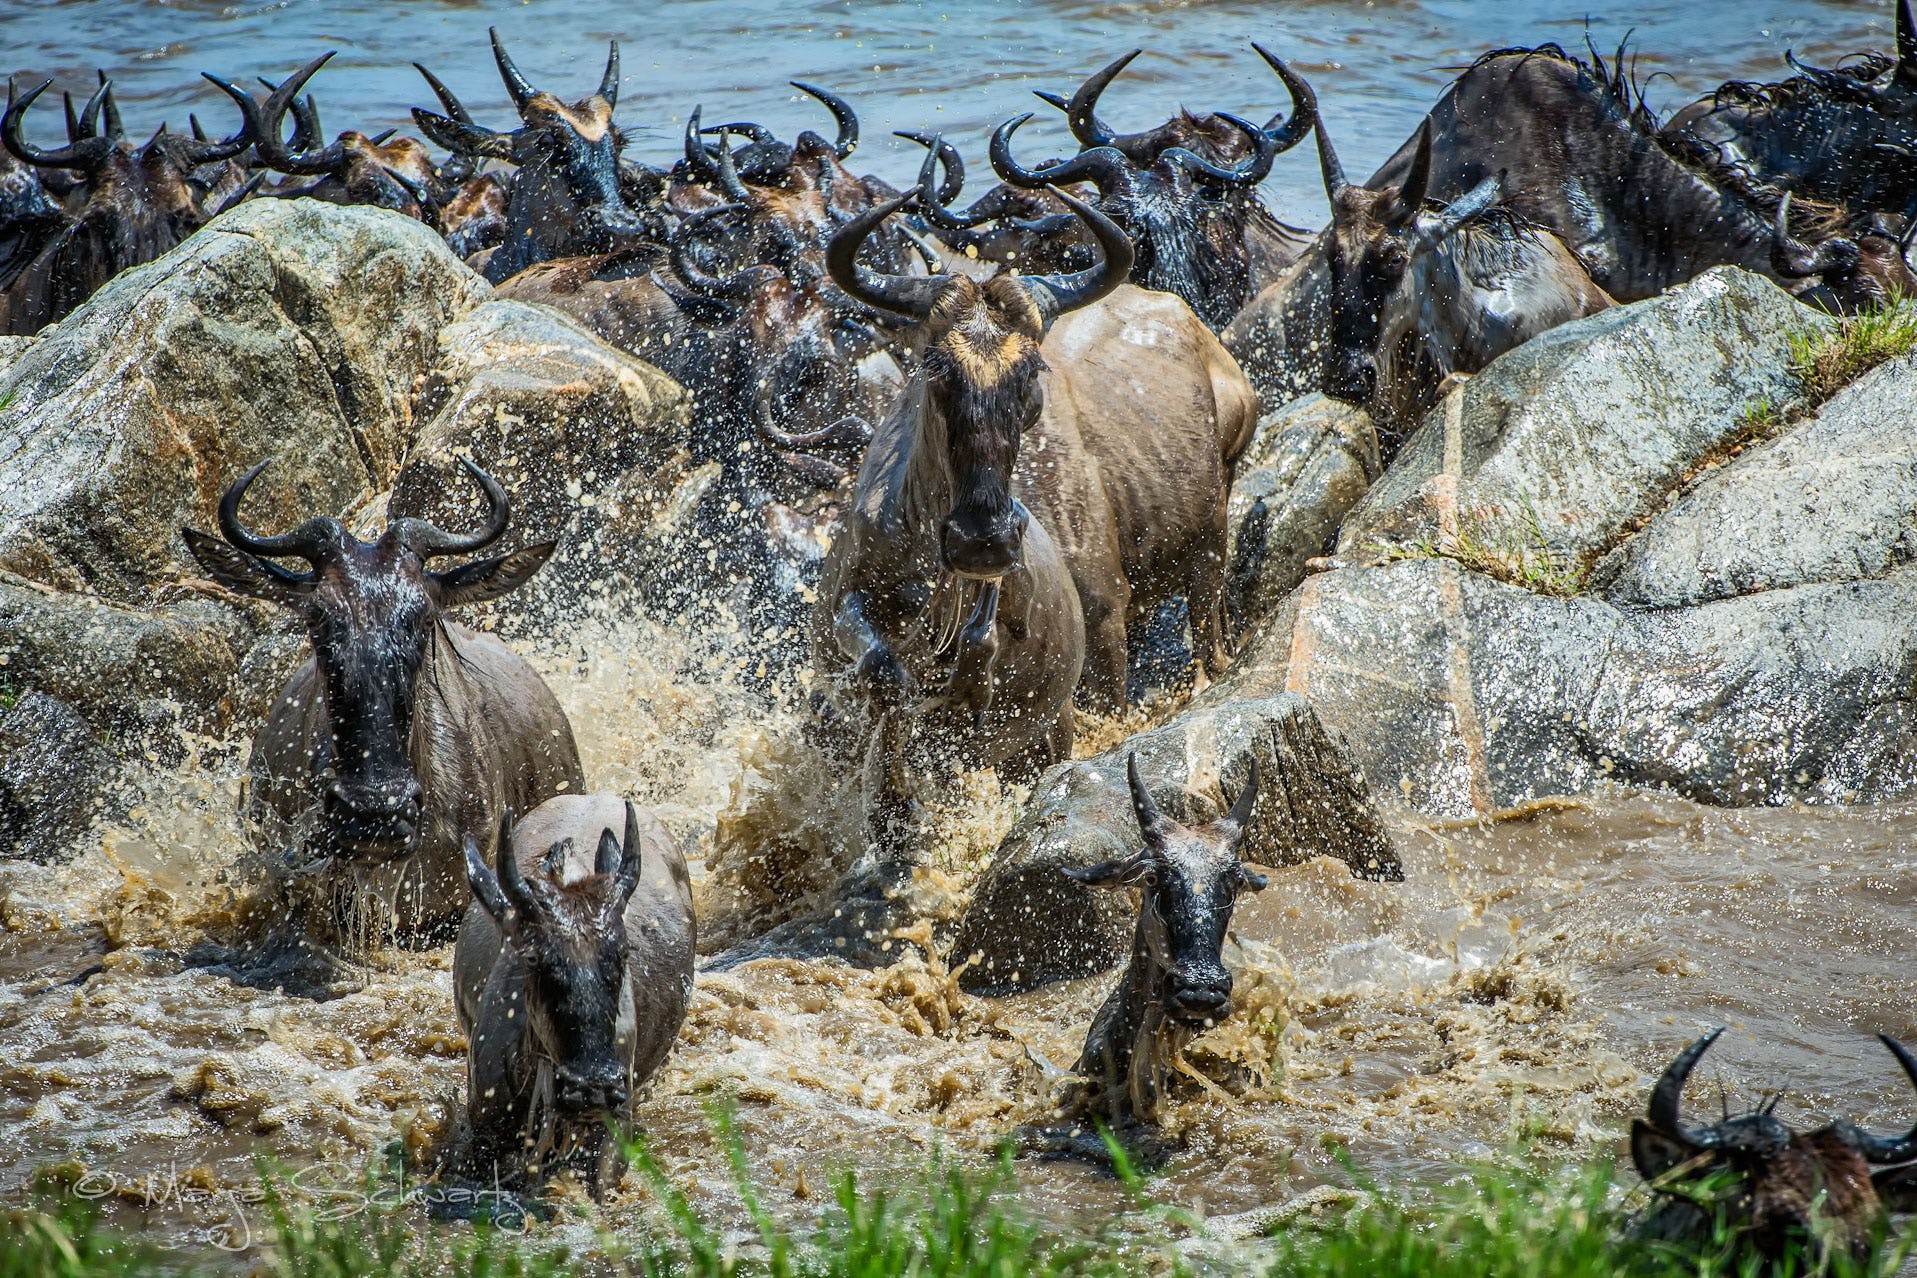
922,277,1047,580
1632,1028,1917,1270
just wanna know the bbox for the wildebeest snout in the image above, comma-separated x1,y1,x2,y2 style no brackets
1323,350,1378,403
322,775,424,858
555,1065,629,1117
941,500,1028,579
1167,968,1233,1025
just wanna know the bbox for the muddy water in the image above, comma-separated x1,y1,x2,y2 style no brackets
4,592,1916,1255
0,0,1892,223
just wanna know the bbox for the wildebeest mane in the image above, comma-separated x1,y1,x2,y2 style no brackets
1708,52,1898,113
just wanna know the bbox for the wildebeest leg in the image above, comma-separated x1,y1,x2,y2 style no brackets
928,580,1001,725
1190,516,1235,681
1077,575,1132,713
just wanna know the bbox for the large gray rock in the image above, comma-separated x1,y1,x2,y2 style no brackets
0,198,488,599
1258,558,1917,816
1594,349,1917,606
1335,269,1831,574
952,692,1399,994
1226,394,1379,629
0,691,111,862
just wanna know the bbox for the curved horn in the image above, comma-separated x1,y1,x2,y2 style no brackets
598,40,620,109
1020,184,1133,323
1162,111,1277,188
1314,117,1350,205
825,187,948,320
174,78,251,165
1857,1035,1917,1163
97,70,123,141
237,54,345,176
3,80,115,171
1064,49,1140,150
895,129,965,206
757,413,872,453
391,456,511,560
216,458,338,564
1771,192,1862,279
703,121,779,147
494,808,535,915
413,63,474,126
712,132,751,202
1125,754,1175,847
77,81,110,142
614,800,644,901
1217,759,1260,840
489,27,537,112
989,112,1129,192
1646,1028,1726,1147
791,80,856,158
1389,118,1434,227
1252,43,1318,152
669,203,766,299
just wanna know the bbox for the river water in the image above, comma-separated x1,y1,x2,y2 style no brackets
3,0,1916,1262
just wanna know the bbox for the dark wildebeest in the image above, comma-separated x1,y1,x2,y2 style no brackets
980,45,1317,329
1362,44,1904,310
1255,118,1612,441
829,185,1258,712
1662,1,1917,228
455,795,695,1197
181,458,583,964
411,29,649,282
1052,755,1263,1136
0,75,252,332
208,54,440,219
1632,1028,1917,1269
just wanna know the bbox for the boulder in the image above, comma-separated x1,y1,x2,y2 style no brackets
1226,393,1379,629
0,691,112,862
1262,558,1917,816
1593,349,1917,606
952,692,1399,994
1335,269,1831,575
0,199,488,599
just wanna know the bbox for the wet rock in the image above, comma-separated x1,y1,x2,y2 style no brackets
385,299,690,552
0,198,488,600
1226,393,1379,629
953,692,1399,994
1593,349,1917,606
1263,558,1917,816
0,691,111,863
1335,268,1830,573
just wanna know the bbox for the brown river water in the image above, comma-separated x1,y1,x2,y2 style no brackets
1,0,1914,1260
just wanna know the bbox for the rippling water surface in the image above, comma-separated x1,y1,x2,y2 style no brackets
2,0,1914,1260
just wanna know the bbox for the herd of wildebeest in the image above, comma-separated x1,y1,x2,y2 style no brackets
14,1,1917,1263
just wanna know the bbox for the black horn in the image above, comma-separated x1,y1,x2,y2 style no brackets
824,187,948,320
1314,117,1350,204
1062,49,1140,151
1389,119,1434,226
989,112,1129,192
1252,43,1318,152
1771,192,1862,279
1125,754,1175,848
3,79,115,172
1646,1028,1727,1148
216,459,339,564
1857,1035,1917,1163
791,81,856,158
490,28,538,112
391,456,511,560
1020,184,1133,323
597,41,620,108
1162,111,1277,188
1216,759,1260,840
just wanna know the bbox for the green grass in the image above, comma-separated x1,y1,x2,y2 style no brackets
6,1141,1914,1278
1788,300,1917,405
1380,494,1591,598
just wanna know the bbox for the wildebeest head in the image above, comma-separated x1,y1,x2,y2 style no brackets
979,45,1314,328
1632,1028,1917,1265
1069,755,1265,1029
413,30,646,279
684,80,860,198
827,183,1132,578
1312,117,1503,405
1770,191,1917,311
464,805,643,1117
181,458,553,861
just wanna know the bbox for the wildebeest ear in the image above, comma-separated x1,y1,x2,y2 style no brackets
181,526,314,605
594,826,622,878
1631,1118,1697,1182
1873,1164,1917,1212
427,541,556,608
1064,852,1153,889
463,833,515,928
541,836,574,877
1418,171,1501,250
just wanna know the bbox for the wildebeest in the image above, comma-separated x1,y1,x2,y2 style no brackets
1251,118,1612,440
1632,1028,1917,1268
455,794,695,1197
982,45,1317,329
411,29,649,282
827,182,1257,712
0,74,253,332
1056,754,1263,1131
180,458,583,958
1662,1,1917,227
1363,44,1904,310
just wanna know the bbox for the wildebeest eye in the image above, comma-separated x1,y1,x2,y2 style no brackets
1377,242,1411,272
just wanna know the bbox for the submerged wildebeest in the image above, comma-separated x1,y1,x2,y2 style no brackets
1043,755,1263,1143
1632,1028,1917,1268
827,180,1258,714
0,74,253,332
454,795,695,1197
1232,118,1612,442
181,458,583,967
978,45,1317,329
411,28,649,282
1662,0,1917,228
1362,43,1906,310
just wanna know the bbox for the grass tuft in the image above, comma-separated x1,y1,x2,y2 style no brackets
1379,495,1591,598
1788,300,1917,405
